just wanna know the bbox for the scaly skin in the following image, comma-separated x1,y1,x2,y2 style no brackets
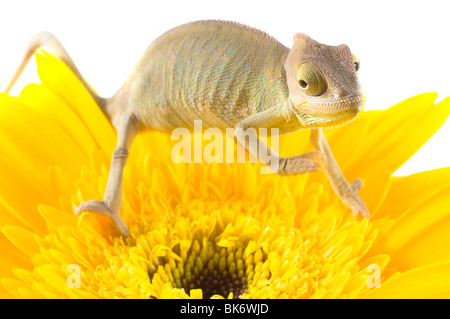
5,20,369,237
111,20,291,132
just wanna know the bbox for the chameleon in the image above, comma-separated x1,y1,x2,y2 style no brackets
4,20,369,237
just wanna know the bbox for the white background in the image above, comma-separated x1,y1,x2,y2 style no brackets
0,0,448,176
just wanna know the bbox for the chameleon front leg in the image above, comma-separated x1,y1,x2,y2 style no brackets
234,107,321,176
75,112,138,236
310,128,369,218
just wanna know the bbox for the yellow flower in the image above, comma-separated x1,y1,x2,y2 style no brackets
1,50,450,299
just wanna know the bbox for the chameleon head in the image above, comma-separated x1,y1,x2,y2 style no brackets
284,32,364,128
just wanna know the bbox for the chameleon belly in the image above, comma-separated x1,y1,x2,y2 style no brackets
122,20,290,132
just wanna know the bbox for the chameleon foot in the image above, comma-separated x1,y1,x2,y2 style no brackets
341,178,370,219
75,200,130,236
278,151,322,175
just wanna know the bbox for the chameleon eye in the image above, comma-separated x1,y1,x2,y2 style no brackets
297,62,327,96
352,53,360,72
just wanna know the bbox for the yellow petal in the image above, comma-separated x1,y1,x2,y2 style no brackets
364,261,450,298
2,225,39,257
370,185,450,270
347,94,450,177
377,167,450,219
0,94,86,181
19,83,98,159
38,205,76,233
35,50,115,153
189,289,203,299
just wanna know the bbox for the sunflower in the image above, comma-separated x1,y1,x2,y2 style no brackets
0,50,450,299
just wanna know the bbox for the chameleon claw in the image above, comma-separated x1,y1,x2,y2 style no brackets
342,179,370,219
75,200,130,237
350,178,363,192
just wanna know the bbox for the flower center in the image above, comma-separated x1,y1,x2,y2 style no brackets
147,239,266,299
174,252,248,299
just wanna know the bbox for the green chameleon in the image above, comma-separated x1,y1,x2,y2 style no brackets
4,20,368,236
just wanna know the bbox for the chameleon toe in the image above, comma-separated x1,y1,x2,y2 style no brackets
75,200,130,237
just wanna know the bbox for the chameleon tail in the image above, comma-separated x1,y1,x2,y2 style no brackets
3,31,109,120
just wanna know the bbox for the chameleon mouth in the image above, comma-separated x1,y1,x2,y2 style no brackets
300,95,365,118
291,95,365,128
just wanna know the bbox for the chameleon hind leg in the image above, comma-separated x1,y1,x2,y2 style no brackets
75,113,138,236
